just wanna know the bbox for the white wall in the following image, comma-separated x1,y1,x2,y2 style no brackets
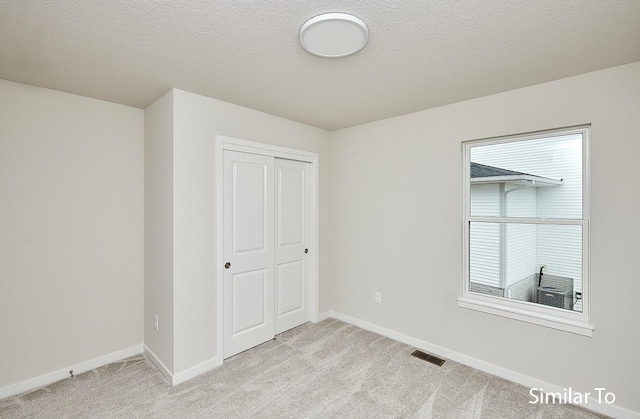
0,80,144,390
145,89,330,377
329,62,640,414
144,90,175,373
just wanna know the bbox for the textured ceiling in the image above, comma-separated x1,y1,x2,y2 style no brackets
1,1,639,131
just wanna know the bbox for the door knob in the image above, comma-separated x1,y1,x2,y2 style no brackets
225,262,231,269
304,248,309,254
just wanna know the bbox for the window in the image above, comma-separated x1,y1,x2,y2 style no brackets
459,126,592,336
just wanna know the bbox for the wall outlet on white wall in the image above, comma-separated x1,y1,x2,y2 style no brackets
374,292,382,304
154,314,159,331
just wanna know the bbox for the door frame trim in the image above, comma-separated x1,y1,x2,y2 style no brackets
215,135,319,360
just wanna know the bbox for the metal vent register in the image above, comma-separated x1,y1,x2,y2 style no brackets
411,350,445,366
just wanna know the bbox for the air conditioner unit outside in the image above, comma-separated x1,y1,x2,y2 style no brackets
537,286,570,309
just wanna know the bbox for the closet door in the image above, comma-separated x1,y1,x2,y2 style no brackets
223,150,275,358
275,158,310,334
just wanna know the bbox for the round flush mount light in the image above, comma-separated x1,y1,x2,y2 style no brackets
299,13,369,58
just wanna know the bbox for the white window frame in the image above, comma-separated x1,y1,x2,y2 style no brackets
459,126,593,337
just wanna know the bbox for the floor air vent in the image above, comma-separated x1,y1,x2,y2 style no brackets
411,350,445,366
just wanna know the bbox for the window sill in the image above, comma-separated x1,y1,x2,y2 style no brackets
457,296,593,337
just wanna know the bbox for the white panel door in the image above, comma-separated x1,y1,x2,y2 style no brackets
223,150,275,358
275,159,310,334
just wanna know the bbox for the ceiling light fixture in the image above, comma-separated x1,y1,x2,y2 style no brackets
299,13,369,58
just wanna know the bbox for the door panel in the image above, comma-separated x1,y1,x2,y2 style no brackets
277,261,304,316
277,167,304,247
232,269,267,334
223,150,274,358
275,159,310,334
233,162,267,254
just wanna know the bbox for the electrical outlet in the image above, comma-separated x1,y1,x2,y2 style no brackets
374,292,382,304
154,314,159,331
575,292,582,300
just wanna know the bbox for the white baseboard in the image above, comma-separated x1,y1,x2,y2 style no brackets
143,345,221,386
172,356,221,386
0,344,143,400
314,310,331,322
328,311,639,419
143,344,173,385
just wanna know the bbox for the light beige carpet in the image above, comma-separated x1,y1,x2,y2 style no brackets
0,319,607,418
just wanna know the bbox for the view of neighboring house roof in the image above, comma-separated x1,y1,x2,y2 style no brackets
470,162,563,187
471,162,530,178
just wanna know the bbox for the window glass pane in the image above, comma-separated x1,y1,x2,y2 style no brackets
470,134,582,219
469,222,583,312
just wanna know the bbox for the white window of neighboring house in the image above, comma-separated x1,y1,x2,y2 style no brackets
459,126,593,336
